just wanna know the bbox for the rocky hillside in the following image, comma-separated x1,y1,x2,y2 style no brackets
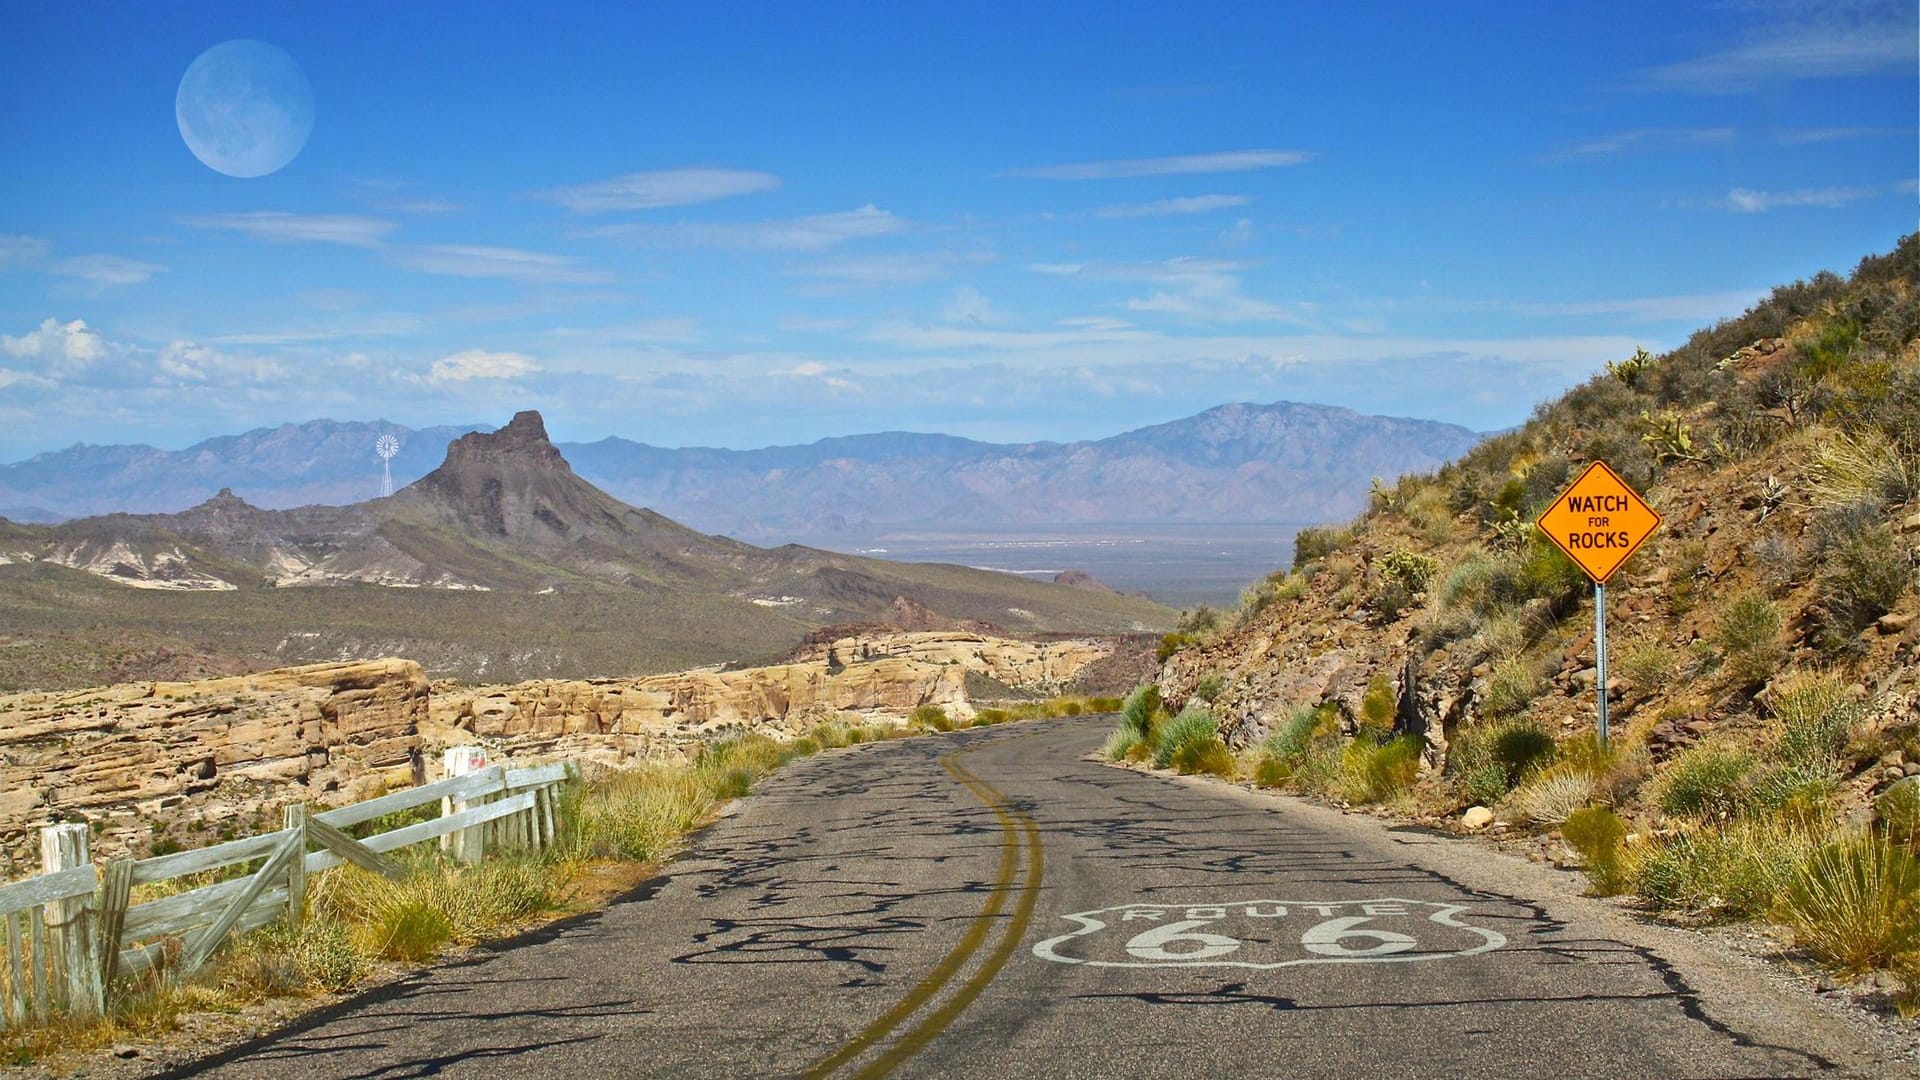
0,401,1481,535
1152,234,1920,938
0,413,1169,689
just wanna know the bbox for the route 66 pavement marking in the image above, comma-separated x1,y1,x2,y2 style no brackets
1032,898,1506,969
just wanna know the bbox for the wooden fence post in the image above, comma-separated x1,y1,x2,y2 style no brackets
441,747,489,865
284,805,308,925
40,824,103,1021
96,858,133,991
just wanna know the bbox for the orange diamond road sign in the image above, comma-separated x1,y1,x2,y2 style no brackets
1535,460,1662,584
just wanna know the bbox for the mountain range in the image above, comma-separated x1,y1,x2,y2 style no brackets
0,402,1483,537
0,411,1170,689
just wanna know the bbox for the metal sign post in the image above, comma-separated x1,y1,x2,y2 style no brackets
1593,582,1607,748
1536,460,1660,752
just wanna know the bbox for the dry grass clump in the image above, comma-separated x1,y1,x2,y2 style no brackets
1776,838,1920,972
1506,765,1595,827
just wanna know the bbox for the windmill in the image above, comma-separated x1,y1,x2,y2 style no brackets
375,434,401,497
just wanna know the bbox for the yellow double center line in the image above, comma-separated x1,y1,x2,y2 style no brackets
805,736,1046,1079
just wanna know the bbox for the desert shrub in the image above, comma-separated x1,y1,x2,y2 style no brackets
910,704,954,731
1338,734,1423,803
708,766,756,799
1515,538,1587,608
1290,740,1345,797
1194,674,1226,703
1252,753,1292,788
1656,744,1755,819
1713,591,1784,685
1876,781,1920,852
1439,552,1507,614
1103,727,1145,762
1293,525,1352,571
1634,821,1816,918
1177,605,1223,635
562,765,712,862
1261,705,1335,763
1151,704,1218,769
1745,762,1839,824
1380,549,1438,594
788,736,821,757
358,893,452,962
1483,655,1545,718
1814,525,1913,653
1451,719,1557,800
1777,838,1920,971
1606,346,1658,388
1455,760,1511,807
973,708,1012,725
1120,684,1161,739
1156,631,1203,661
1806,429,1918,511
1564,804,1633,895
1359,676,1397,737
1506,765,1594,827
1769,673,1864,770
1564,805,1626,862
1088,696,1124,713
1171,736,1236,777
1616,638,1679,688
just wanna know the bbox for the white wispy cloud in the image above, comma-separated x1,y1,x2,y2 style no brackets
864,321,1154,350
1005,149,1313,180
1,317,109,375
429,349,540,382
1774,125,1910,144
1544,127,1735,162
1507,289,1767,321
0,235,49,270
1713,179,1914,212
1030,257,1306,325
581,205,905,251
51,254,166,288
544,318,701,345
1634,1,1916,93
184,212,399,247
379,198,461,214
777,314,857,333
938,286,1010,327
787,251,993,291
1093,194,1252,218
156,341,286,384
538,167,781,212
389,245,611,284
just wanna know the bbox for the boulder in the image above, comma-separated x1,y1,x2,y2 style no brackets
1462,806,1495,831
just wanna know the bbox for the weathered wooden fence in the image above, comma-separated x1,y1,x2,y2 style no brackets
0,749,575,1030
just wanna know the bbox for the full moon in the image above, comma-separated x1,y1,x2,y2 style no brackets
175,40,314,178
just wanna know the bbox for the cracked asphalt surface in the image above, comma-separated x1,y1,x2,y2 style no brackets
170,716,1900,1078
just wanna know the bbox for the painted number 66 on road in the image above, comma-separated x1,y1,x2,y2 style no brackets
1031,899,1506,969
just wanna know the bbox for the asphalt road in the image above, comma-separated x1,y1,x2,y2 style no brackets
171,716,1898,1079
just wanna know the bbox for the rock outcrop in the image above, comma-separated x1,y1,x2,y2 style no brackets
0,632,1110,867
432,631,1110,768
0,659,426,870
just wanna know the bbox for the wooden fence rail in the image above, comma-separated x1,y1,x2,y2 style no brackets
0,748,578,1030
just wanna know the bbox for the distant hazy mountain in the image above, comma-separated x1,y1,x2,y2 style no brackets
0,402,1481,535
0,412,1170,688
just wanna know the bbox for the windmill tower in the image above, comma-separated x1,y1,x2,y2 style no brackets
375,434,400,497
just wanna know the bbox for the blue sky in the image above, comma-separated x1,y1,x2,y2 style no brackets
0,1,1914,459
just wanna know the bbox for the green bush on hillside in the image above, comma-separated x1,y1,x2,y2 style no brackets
1656,744,1755,820
1152,703,1220,770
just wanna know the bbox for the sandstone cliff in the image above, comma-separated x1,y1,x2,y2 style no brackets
0,632,1110,866
0,659,426,873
